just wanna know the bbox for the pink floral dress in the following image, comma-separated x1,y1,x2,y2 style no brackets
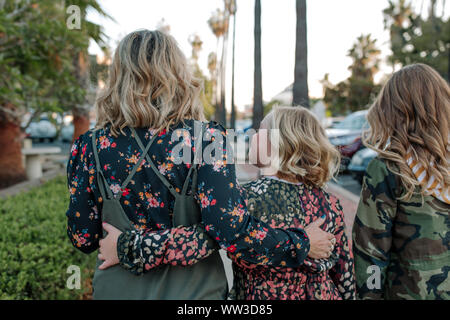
230,177,356,300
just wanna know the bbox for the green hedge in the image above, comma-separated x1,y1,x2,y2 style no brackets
0,176,96,299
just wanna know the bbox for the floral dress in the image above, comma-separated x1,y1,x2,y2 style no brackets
229,177,356,300
66,120,310,274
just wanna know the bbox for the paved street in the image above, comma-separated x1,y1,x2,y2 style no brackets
333,173,361,196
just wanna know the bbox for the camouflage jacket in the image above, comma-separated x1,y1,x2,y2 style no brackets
353,158,449,300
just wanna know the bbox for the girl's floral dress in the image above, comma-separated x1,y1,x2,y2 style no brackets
66,120,310,274
229,177,356,300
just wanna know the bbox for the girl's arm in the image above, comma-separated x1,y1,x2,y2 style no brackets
196,122,310,267
66,135,102,254
352,158,398,300
114,122,311,271
328,197,356,300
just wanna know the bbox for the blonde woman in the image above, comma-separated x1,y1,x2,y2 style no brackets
229,107,356,300
66,30,334,299
353,63,450,300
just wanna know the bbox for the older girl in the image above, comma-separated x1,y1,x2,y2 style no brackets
353,63,450,300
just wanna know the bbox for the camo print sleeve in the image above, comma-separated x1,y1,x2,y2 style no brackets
352,158,398,300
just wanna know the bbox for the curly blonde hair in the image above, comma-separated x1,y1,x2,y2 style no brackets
363,63,450,200
264,106,341,187
95,30,205,136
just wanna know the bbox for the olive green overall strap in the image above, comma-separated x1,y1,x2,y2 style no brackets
180,121,205,195
115,130,157,201
92,129,155,200
130,127,179,198
92,130,114,200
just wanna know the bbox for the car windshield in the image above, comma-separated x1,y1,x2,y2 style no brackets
334,113,368,130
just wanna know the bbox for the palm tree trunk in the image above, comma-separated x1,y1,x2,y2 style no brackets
219,21,230,127
0,105,26,188
293,0,309,108
230,13,237,129
252,0,263,129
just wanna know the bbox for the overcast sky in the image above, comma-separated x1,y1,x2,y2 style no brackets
87,0,441,111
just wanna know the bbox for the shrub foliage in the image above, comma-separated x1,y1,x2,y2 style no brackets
0,176,96,299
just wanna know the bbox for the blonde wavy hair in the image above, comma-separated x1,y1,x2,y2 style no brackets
363,63,450,200
264,106,341,187
95,29,205,136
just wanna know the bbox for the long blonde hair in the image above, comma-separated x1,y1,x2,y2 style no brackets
363,63,450,200
265,106,341,187
95,29,205,136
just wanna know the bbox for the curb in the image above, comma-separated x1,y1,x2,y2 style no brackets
0,167,65,199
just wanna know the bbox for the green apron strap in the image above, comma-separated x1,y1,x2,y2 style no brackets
116,130,158,201
181,121,205,195
130,127,179,198
91,130,114,200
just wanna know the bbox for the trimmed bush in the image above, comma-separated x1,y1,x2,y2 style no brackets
0,176,96,299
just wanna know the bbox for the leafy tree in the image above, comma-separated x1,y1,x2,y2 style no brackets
0,0,87,187
322,34,381,115
65,0,110,141
383,0,450,80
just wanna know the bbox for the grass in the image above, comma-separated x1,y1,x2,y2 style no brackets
0,175,96,299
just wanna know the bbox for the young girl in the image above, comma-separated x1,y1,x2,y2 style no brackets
353,63,450,300
230,106,356,300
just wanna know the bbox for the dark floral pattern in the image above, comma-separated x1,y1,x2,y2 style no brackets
66,120,311,275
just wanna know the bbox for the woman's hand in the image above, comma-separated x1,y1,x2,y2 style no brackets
304,217,335,259
98,223,123,270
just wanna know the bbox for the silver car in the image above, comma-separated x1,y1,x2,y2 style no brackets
26,118,57,142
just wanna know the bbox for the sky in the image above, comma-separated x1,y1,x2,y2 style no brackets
86,0,433,112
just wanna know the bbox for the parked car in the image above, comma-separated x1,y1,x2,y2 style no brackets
26,117,57,142
348,147,378,184
61,121,96,143
326,110,368,170
60,124,74,142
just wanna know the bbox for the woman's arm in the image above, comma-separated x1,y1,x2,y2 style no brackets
196,123,310,267
328,197,356,300
67,133,218,272
116,223,217,275
352,158,398,300
66,135,102,254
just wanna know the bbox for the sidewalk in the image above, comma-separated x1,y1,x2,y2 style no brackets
326,182,360,238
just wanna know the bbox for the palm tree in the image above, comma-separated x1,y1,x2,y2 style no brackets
228,0,237,129
252,0,263,129
208,8,229,126
293,0,309,108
